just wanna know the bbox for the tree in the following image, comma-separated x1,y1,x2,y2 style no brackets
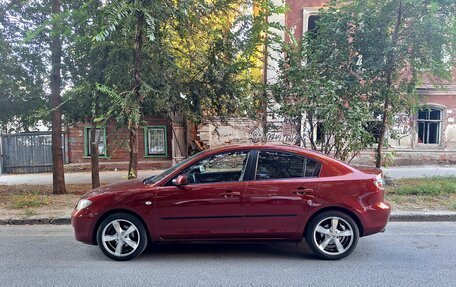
322,0,455,167
272,14,374,161
0,1,47,133
62,0,118,188
49,0,66,194
274,0,455,165
95,1,172,179
95,0,270,177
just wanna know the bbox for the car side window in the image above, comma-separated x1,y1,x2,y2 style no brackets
255,151,319,180
169,151,249,185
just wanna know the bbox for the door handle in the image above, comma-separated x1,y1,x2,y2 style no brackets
292,187,314,195
220,191,240,198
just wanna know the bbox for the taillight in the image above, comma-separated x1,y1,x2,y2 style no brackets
373,173,384,189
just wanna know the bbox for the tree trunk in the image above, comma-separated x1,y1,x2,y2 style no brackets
128,124,139,179
90,96,100,188
375,0,403,168
376,96,390,168
128,10,144,180
50,0,66,194
171,112,187,165
260,13,269,143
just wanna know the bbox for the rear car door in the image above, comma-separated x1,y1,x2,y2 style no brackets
243,150,321,238
154,150,251,239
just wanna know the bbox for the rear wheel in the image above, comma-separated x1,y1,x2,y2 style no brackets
96,213,148,261
305,211,359,260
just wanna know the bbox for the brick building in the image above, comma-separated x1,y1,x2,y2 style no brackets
66,118,173,170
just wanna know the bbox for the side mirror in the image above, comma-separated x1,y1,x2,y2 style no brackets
173,174,188,186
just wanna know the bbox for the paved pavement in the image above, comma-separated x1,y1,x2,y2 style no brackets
0,165,455,185
0,222,454,286
383,165,456,179
0,170,164,185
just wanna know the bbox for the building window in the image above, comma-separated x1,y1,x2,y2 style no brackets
303,9,320,61
303,8,320,34
417,108,442,144
145,126,167,156
84,127,107,157
315,122,324,143
307,15,320,37
364,121,382,143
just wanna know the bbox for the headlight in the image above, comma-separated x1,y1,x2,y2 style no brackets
75,199,92,211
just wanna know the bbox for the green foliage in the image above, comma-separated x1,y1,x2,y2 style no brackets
92,0,270,125
96,84,141,128
0,1,49,132
272,26,374,160
324,0,455,165
1,0,274,135
272,0,455,162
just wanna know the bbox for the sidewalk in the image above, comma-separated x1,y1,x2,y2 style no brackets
0,170,164,185
383,166,456,179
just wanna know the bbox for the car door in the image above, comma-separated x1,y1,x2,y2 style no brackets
243,150,321,238
154,150,251,240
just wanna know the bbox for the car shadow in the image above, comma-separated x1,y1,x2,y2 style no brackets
131,241,318,261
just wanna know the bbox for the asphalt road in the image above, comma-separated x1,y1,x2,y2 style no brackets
0,222,455,287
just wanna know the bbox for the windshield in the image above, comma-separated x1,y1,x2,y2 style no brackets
144,150,208,184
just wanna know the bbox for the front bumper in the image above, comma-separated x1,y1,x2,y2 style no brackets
71,208,98,245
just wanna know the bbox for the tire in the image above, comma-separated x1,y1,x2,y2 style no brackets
96,213,148,261
305,211,359,260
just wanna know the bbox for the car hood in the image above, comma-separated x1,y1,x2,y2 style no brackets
84,179,146,198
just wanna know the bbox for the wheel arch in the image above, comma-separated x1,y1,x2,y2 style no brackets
303,206,365,237
92,209,151,245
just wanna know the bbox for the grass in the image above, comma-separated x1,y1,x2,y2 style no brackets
387,177,456,196
452,202,456,211
386,177,456,211
10,193,50,209
24,208,38,217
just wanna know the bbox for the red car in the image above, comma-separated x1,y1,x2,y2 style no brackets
72,144,390,261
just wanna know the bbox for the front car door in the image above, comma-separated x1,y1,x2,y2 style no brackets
154,150,251,240
243,150,321,238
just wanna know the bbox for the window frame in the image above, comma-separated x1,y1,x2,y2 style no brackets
252,150,321,181
144,126,168,157
416,107,443,145
83,126,108,158
166,150,253,186
302,8,320,35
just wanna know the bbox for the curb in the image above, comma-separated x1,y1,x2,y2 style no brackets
1,212,456,225
389,212,456,222
0,217,71,225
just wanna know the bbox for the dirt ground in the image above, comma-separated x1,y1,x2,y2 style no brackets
0,184,93,219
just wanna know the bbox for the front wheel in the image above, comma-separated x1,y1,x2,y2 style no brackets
305,211,359,260
96,213,148,261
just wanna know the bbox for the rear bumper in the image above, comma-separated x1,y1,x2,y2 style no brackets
361,201,391,236
71,209,97,245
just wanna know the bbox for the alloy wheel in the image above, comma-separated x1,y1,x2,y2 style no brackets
101,219,141,257
313,216,354,256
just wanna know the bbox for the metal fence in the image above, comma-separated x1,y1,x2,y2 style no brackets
0,132,68,174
